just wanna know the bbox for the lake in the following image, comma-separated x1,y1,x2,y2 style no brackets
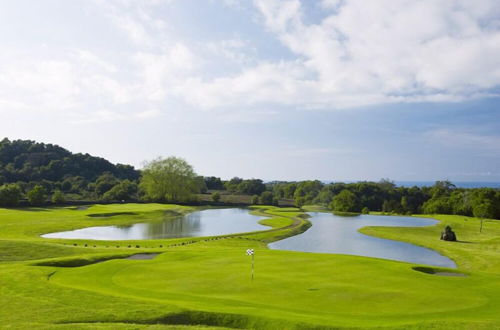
43,208,455,268
42,208,267,240
269,212,456,268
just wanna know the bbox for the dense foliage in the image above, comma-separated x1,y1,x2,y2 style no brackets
139,157,200,202
268,179,500,219
0,138,139,203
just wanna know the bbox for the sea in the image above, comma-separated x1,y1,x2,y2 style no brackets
318,181,500,189
394,181,500,189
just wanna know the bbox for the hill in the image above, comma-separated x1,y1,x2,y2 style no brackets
0,138,139,201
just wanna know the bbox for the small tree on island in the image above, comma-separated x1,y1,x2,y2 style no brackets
330,189,358,212
139,157,199,202
27,185,47,206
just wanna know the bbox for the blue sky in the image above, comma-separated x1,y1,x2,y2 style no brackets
1,0,500,181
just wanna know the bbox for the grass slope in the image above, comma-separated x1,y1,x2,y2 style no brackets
0,204,499,329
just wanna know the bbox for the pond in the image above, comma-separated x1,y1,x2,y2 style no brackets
42,208,267,240
269,212,456,268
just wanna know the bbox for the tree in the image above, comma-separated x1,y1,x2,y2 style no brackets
27,185,47,206
259,191,274,205
473,201,495,233
251,195,259,205
422,197,452,214
361,206,369,214
211,192,221,202
51,190,65,204
94,172,119,196
0,183,23,207
331,189,358,212
102,180,137,201
237,179,266,195
139,157,199,202
204,176,224,190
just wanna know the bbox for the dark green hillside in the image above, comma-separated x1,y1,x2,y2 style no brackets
0,138,139,202
0,138,138,183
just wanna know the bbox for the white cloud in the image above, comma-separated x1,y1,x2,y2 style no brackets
171,0,500,110
2,0,500,123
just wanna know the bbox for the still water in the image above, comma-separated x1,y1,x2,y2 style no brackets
269,212,456,268
42,208,267,240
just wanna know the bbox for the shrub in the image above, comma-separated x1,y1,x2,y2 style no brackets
259,191,273,205
51,190,65,204
211,192,221,203
0,183,23,207
27,185,47,206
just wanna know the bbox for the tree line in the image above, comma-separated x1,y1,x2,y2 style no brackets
0,138,499,220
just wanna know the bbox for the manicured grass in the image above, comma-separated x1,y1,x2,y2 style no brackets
0,204,499,329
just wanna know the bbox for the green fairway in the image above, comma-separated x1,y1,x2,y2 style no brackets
1,204,499,329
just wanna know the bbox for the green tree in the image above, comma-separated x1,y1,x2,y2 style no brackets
102,180,137,201
211,192,221,202
51,190,65,204
94,172,119,196
259,191,274,205
361,206,369,214
139,157,199,202
27,185,47,206
251,194,259,205
0,183,23,207
422,197,452,214
330,189,358,212
473,201,495,233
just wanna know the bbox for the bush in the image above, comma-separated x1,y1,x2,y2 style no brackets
361,207,369,214
211,192,221,202
51,190,65,204
251,195,259,205
0,183,23,207
102,180,137,201
259,191,273,205
27,185,47,206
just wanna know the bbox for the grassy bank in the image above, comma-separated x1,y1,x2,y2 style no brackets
0,204,499,329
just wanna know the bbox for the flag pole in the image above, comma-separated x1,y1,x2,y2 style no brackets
246,249,255,281
251,253,254,281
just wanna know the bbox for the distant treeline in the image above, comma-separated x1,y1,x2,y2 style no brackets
0,138,499,220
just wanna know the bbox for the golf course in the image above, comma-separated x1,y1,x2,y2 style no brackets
1,203,499,329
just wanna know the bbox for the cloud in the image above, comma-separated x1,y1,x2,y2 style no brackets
172,0,500,110
70,108,161,124
2,0,500,123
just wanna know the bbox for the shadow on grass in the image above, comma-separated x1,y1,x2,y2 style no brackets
413,266,468,277
56,310,332,329
87,212,138,218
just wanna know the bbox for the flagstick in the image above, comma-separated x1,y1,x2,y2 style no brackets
251,253,254,281
246,249,255,281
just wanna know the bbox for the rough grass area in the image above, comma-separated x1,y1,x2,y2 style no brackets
1,204,500,329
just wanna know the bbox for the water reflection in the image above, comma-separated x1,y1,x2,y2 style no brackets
269,212,456,268
42,208,266,241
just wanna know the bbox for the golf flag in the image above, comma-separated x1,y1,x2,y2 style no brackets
246,249,255,280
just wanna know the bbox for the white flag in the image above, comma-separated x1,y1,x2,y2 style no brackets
246,249,254,256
